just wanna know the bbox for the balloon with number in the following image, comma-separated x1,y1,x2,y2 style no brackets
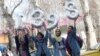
65,2,79,20
46,14,58,30
31,9,44,27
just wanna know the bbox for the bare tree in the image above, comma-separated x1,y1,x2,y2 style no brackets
79,0,91,50
80,0,97,50
2,0,23,50
88,0,100,42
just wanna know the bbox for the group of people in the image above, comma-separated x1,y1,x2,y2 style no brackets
9,20,81,56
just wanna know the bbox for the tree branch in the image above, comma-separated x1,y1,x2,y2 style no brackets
11,0,23,15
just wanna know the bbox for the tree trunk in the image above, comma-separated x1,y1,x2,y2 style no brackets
80,0,97,50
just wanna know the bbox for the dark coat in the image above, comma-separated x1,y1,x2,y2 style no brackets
15,34,30,56
32,31,51,56
66,27,80,56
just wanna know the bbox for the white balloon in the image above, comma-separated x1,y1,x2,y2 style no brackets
31,9,44,19
65,2,79,20
46,14,58,30
32,18,44,27
31,9,44,27
66,9,79,20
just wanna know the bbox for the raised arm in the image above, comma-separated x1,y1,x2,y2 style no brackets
73,26,76,35
43,23,55,45
44,30,49,40
27,26,37,42
43,23,50,40
73,19,77,34
48,31,55,45
72,19,77,38
31,35,37,42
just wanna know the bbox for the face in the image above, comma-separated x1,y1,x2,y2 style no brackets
55,29,61,37
18,31,23,35
37,33,43,39
68,26,72,32
18,30,24,37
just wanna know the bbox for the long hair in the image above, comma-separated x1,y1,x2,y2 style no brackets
37,32,44,38
68,26,74,30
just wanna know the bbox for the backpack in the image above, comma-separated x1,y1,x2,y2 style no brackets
77,36,83,48
66,36,83,54
66,38,71,54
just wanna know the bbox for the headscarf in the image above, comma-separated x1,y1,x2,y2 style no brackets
54,35,62,42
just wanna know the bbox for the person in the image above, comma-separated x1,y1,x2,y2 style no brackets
2,49,9,56
65,20,80,56
15,29,30,56
48,28,67,56
29,27,51,56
